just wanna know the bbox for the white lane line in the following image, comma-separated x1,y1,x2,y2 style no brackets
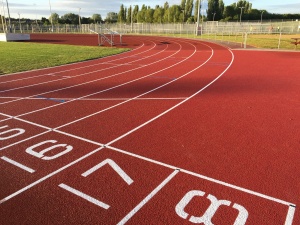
55,40,204,130
285,205,296,225
1,97,187,101
0,112,14,118
58,183,110,209
53,129,103,147
117,170,179,225
181,169,294,206
0,146,104,204
1,156,35,173
106,43,218,146
1,40,171,107
107,146,179,170
12,42,182,118
15,117,52,130
0,41,156,102
107,145,296,207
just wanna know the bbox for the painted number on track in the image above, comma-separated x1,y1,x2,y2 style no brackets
59,159,133,209
0,125,25,140
176,190,248,225
26,140,73,160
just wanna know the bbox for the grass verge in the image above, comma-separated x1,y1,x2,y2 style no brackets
146,32,299,50
0,42,130,75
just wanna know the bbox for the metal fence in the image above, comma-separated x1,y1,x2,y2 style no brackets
1,21,299,35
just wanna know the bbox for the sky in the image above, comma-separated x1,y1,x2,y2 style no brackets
1,0,300,20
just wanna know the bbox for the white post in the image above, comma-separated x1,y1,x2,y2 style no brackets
244,32,247,48
278,32,282,49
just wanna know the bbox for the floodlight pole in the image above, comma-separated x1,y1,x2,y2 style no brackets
239,7,244,24
196,0,201,36
49,0,53,32
1,0,6,32
131,5,134,32
18,12,22,33
78,8,81,31
260,10,264,24
5,0,11,32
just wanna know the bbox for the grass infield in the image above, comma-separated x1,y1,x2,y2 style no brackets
0,42,129,75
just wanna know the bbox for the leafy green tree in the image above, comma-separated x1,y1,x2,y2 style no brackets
126,6,132,24
106,12,118,23
60,13,78,24
163,2,170,22
49,13,59,24
118,4,126,23
223,5,235,20
132,5,139,23
91,14,102,23
145,7,154,23
138,4,147,23
153,5,164,23
207,0,222,21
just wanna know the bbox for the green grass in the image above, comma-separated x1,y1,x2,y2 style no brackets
145,32,300,50
0,42,129,75
198,33,300,50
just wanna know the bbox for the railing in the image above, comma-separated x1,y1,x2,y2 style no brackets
90,25,122,47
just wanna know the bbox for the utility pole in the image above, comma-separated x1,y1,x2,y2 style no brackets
5,0,11,32
239,7,244,24
196,0,201,36
18,12,22,33
49,0,53,32
1,0,7,32
78,8,81,27
261,10,264,23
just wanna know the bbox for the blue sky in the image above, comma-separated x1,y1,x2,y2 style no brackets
2,0,300,20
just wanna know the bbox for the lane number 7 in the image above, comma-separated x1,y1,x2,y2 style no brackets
59,159,133,209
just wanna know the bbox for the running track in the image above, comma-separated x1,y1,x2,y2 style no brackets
0,34,299,224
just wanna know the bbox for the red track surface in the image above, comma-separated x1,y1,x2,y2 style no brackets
0,34,299,224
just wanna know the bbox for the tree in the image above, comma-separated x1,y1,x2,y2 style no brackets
106,12,118,23
91,14,102,23
163,2,170,22
41,17,50,25
185,0,194,19
60,13,78,24
219,0,225,18
153,5,164,23
223,5,235,20
49,13,59,24
145,7,154,23
118,4,126,23
207,0,222,21
126,6,132,24
138,4,147,23
132,5,139,23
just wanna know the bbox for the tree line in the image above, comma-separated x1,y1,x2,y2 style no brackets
115,0,299,23
1,0,299,26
